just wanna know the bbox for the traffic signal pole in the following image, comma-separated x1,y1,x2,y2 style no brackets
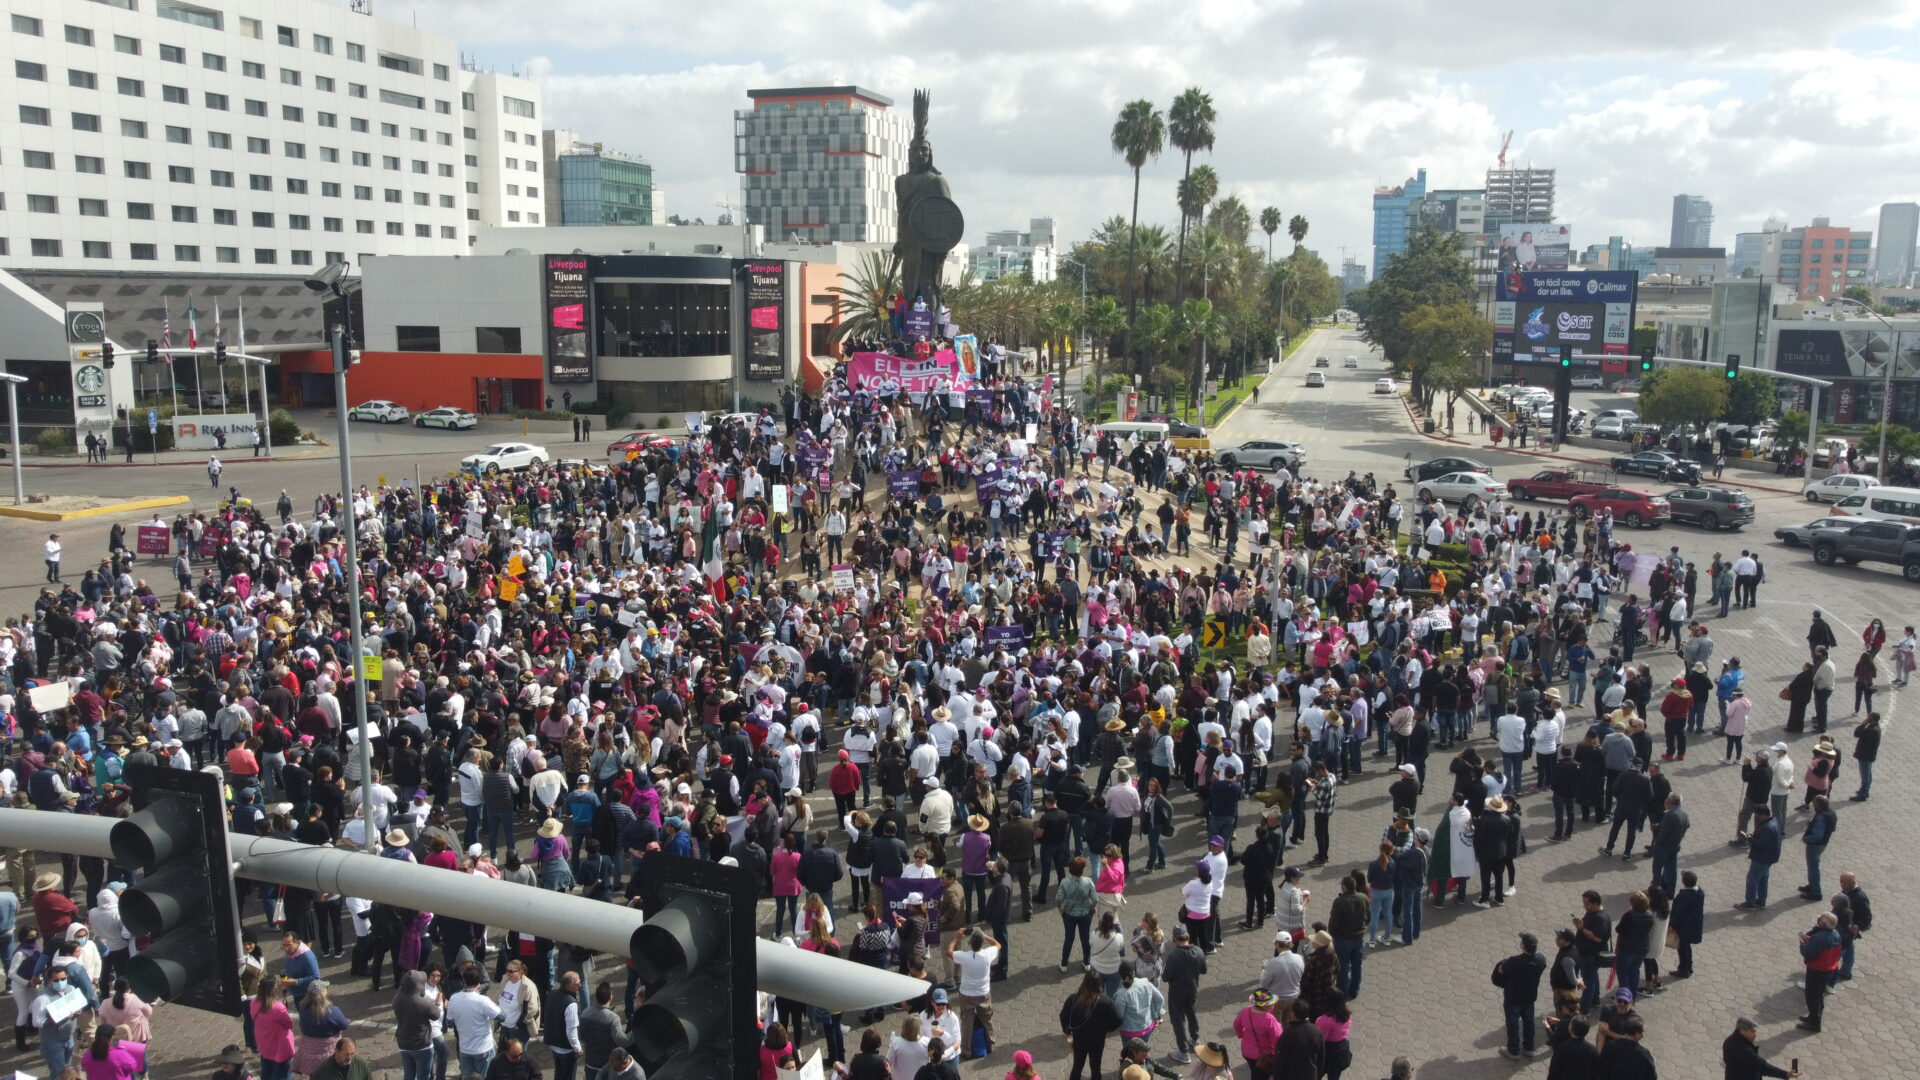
0,809,926,1014
1584,351,1832,484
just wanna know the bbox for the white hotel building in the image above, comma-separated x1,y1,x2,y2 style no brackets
0,0,543,274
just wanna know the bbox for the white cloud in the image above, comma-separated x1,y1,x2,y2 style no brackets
411,0,1920,270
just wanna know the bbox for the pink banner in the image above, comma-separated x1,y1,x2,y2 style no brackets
846,350,960,394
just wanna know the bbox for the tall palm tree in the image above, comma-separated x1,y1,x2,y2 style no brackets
1208,195,1251,248
1187,227,1231,302
1175,166,1218,297
1259,206,1282,262
1110,99,1165,366
1084,295,1125,382
1166,86,1217,302
1288,214,1309,252
1132,224,1173,311
1171,297,1228,418
825,249,901,345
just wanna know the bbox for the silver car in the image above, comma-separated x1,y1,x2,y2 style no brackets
1774,517,1861,547
1218,439,1306,470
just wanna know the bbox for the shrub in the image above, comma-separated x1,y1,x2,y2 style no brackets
510,408,573,421
34,427,72,455
129,424,176,453
655,416,673,429
568,399,611,414
268,408,300,447
606,409,630,427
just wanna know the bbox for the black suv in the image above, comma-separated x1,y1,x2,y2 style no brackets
1809,520,1920,582
1405,456,1488,483
1662,485,1755,530
1611,450,1702,485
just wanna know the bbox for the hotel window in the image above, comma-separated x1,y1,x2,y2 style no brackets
291,250,312,265
172,205,196,222
76,156,105,173
280,69,301,87
415,224,430,237
70,70,97,89
122,159,149,177
205,92,227,110
18,106,48,125
29,239,62,257
130,244,157,261
284,142,305,158
161,2,224,30
276,25,297,46
82,241,112,259
316,75,333,92
313,34,332,54
72,112,102,132
216,247,238,263
209,170,233,187
286,178,307,194
166,125,191,144
249,174,271,190
175,245,200,261
114,35,140,55
66,25,94,45
289,214,309,229
254,249,277,264
213,208,235,224
15,60,44,80
160,44,185,64
162,85,188,103
77,199,107,217
12,15,41,35
239,16,261,39
203,53,225,71
245,99,267,116
122,119,148,138
242,61,264,79
346,42,364,62
126,202,154,219
167,165,194,182
26,195,57,213
247,136,269,153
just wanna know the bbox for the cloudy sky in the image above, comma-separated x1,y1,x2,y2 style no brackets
414,0,1920,274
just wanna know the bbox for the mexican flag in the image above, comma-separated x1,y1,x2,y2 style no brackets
699,502,725,599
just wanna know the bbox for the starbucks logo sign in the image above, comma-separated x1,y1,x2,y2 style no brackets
75,364,106,393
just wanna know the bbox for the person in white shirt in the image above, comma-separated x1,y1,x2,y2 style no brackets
1495,709,1528,789
1531,696,1565,792
446,967,502,1075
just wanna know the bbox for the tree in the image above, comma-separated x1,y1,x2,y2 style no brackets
1774,410,1810,454
1724,373,1778,427
1288,214,1309,251
826,249,901,345
1171,297,1229,418
1343,284,1370,320
1259,207,1281,262
1401,303,1493,413
1360,224,1474,394
1084,295,1126,382
1844,284,1875,307
1208,195,1251,248
1167,87,1217,302
1175,165,1220,283
1109,98,1165,358
1638,367,1729,429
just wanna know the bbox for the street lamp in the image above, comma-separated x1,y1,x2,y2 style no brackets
0,372,25,504
304,261,376,837
1827,294,1900,481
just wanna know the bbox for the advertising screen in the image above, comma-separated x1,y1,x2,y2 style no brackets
744,262,785,381
544,255,592,384
1494,270,1636,367
1496,223,1572,272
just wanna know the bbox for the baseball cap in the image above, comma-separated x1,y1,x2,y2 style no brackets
1274,930,1293,945
931,989,948,1004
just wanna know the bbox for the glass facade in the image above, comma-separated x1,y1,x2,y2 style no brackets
594,282,730,357
556,150,652,225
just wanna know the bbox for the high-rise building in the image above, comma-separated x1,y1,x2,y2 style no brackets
542,131,652,226
1483,167,1555,229
0,0,543,273
1339,257,1366,299
1370,168,1427,280
1874,202,1918,286
734,86,906,244
1756,218,1873,300
1669,195,1713,248
1730,217,1785,278
971,218,1056,282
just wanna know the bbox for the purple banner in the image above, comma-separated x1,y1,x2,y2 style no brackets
882,876,944,945
888,470,922,499
800,445,832,475
984,625,1027,647
904,302,934,342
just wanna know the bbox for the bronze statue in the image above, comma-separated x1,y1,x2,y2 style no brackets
893,89,964,331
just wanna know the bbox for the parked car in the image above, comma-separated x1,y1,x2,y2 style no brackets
1305,371,1327,387
461,442,548,474
1342,356,1359,369
1505,468,1611,502
1569,374,1605,390
1416,471,1508,506
414,407,478,430
1592,416,1632,440
1373,377,1396,395
606,431,677,462
1803,473,1880,504
1569,487,1671,528
1405,455,1489,483
1662,485,1755,530
173,385,229,410
1611,450,1701,484
1315,356,1330,368
1217,438,1306,470
1615,378,1642,393
347,400,410,424
1134,413,1207,438
1775,517,1861,548
1807,520,1920,582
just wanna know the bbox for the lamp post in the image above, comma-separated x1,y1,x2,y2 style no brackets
305,262,376,838
1828,294,1900,481
0,373,25,504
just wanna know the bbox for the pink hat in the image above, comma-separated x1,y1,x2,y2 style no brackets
838,749,850,762
1013,1052,1033,1068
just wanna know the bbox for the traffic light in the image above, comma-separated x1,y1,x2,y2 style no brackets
1639,346,1655,373
112,764,244,1016
101,341,115,369
630,854,758,1080
1559,351,1572,368
1724,353,1741,379
146,340,160,364
214,341,228,365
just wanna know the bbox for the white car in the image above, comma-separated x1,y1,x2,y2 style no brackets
461,442,548,473
1342,356,1359,369
1569,374,1605,390
1217,439,1306,470
348,400,410,424
1305,371,1326,387
1374,377,1396,395
1417,471,1509,506
1804,473,1880,503
414,407,478,430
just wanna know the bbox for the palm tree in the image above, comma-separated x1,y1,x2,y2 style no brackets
1259,207,1282,262
1167,86,1217,302
1171,297,1229,418
1175,164,1219,296
1110,99,1165,367
1132,224,1173,312
1084,295,1125,382
1187,227,1231,302
1208,195,1251,248
1134,302,1175,397
1288,214,1309,252
825,249,900,345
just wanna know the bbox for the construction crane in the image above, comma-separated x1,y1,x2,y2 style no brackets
1497,130,1514,169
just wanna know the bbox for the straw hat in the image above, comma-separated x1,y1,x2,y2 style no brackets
383,828,409,847
1486,796,1509,813
966,814,989,833
538,818,564,839
1195,1044,1229,1068
32,872,61,893
1104,717,1126,732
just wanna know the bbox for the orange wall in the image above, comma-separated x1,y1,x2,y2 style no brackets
346,352,544,411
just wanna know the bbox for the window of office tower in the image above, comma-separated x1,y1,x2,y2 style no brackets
594,282,732,358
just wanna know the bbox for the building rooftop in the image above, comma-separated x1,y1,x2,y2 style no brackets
746,86,893,107
9,271,329,350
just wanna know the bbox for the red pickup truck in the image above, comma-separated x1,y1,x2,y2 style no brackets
1506,468,1611,502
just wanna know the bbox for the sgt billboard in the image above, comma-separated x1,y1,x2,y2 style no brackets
1493,270,1636,369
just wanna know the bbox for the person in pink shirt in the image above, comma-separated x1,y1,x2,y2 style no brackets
771,833,804,935
78,1028,147,1080
250,978,297,1080
1095,844,1127,918
1232,989,1284,1080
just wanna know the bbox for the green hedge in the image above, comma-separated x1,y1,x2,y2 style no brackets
128,424,176,453
268,408,300,447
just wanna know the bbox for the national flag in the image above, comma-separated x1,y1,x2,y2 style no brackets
161,300,172,351
186,299,199,349
213,300,223,345
699,502,725,598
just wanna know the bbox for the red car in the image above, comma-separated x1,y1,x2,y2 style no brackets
1569,487,1670,528
605,431,675,463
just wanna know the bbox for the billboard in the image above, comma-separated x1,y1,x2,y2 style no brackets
744,262,785,381
1494,270,1636,366
1496,223,1572,272
544,255,592,384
